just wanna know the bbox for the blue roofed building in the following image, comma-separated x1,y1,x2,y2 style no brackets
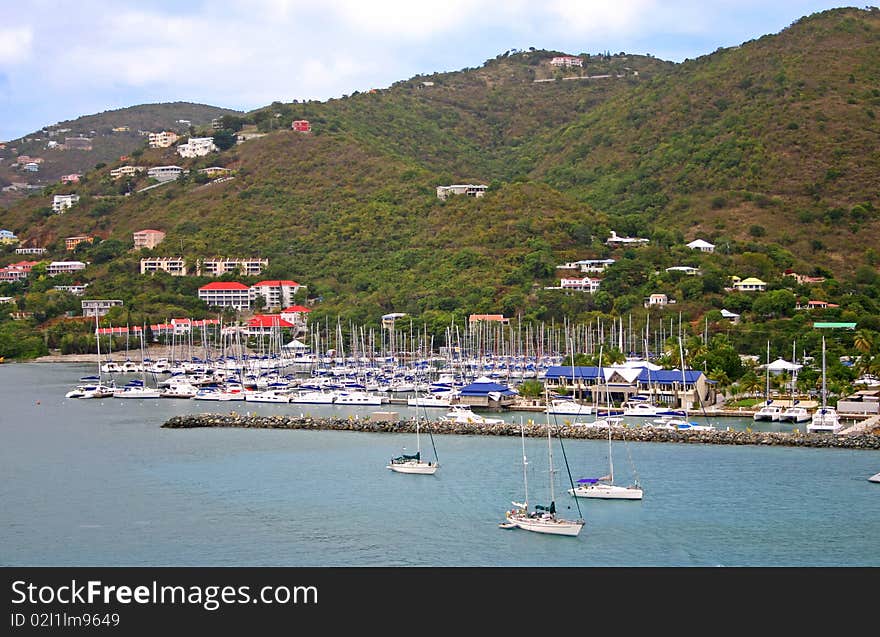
458,376,518,408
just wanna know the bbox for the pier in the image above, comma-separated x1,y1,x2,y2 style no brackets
162,413,880,450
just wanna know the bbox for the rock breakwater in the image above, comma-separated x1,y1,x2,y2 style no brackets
162,413,880,450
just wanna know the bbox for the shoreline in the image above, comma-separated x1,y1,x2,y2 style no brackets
162,413,880,450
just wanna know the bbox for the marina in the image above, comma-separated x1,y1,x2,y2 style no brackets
2,361,879,567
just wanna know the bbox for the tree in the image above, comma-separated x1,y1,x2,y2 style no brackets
212,130,237,151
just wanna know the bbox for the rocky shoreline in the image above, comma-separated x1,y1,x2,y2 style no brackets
162,413,880,450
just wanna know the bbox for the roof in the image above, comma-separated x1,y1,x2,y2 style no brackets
814,322,857,329
198,282,249,291
544,366,704,384
282,305,311,313
735,277,766,285
248,315,294,328
459,376,517,396
253,280,300,287
687,239,715,248
134,229,164,234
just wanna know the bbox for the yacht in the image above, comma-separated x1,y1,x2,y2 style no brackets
753,403,784,421
244,389,291,403
546,398,593,416
780,405,810,423
807,406,842,434
440,405,505,425
290,390,337,404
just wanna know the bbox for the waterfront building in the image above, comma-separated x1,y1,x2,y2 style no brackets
198,282,251,310
246,314,296,336
280,305,311,328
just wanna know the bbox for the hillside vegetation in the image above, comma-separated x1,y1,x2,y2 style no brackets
1,7,879,370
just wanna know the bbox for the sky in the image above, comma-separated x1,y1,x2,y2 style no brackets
0,1,864,141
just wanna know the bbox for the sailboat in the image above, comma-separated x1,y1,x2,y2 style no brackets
568,425,643,500
781,340,810,423
65,314,115,398
113,326,161,398
386,417,439,474
502,412,584,536
754,341,783,421
807,335,842,434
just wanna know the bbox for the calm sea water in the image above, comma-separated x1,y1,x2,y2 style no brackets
2,362,879,567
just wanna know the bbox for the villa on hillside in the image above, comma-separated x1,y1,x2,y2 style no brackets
147,166,184,182
436,184,488,200
468,314,509,326
606,230,649,247
784,269,826,284
65,236,93,251
556,258,615,273
0,261,39,282
196,257,268,277
15,247,46,255
721,309,741,324
797,300,840,310
110,165,145,179
687,239,715,253
292,120,311,132
148,131,179,148
133,229,166,249
177,137,217,158
546,276,601,293
140,257,187,276
665,266,700,275
645,293,672,308
732,276,767,292
81,299,123,317
52,194,80,213
0,230,19,244
47,261,87,276
550,56,583,67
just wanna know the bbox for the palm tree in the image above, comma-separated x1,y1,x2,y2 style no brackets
853,330,876,356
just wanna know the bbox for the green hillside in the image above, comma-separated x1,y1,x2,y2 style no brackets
1,6,879,366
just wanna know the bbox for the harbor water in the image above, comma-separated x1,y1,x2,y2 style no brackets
2,362,879,566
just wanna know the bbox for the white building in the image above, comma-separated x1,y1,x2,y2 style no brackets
557,277,601,293
47,261,87,276
147,166,184,182
436,184,488,200
198,282,251,310
82,299,123,317
557,258,615,273
550,56,583,67
250,280,304,309
15,247,46,255
196,258,268,277
645,293,670,308
54,284,89,296
665,266,701,275
177,137,217,158
607,230,649,247
687,239,716,253
140,257,187,276
110,165,145,179
52,194,80,213
148,131,179,148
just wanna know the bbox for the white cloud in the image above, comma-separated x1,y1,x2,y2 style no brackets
0,27,34,65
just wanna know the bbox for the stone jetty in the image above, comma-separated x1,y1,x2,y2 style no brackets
162,413,880,450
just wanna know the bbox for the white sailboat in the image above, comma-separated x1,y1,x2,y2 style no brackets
386,418,438,474
568,426,643,500
869,472,880,484
502,413,584,537
754,341,781,421
807,335,842,434
66,315,115,399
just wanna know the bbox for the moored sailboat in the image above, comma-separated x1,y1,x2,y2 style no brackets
568,426,643,500
386,418,439,474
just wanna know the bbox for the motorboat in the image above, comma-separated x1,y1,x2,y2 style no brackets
651,415,715,432
440,405,505,425
244,389,291,403
65,377,116,399
290,390,336,404
807,407,842,434
545,398,593,416
333,390,384,405
621,400,684,418
753,403,784,421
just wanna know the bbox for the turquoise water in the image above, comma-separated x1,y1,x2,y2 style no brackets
2,363,879,566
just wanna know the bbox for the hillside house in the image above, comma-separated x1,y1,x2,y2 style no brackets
645,293,670,308
665,266,700,275
54,284,88,295
177,137,217,158
148,131,179,148
0,229,19,244
554,276,601,293
686,239,715,253
15,247,46,255
60,174,82,184
196,258,268,277
65,236,93,251
798,300,840,310
606,230,649,247
280,305,311,328
197,282,251,310
81,299,123,317
250,280,304,309
556,258,615,273
47,261,86,276
23,162,39,172
110,165,145,179
147,166,184,182
140,257,186,276
198,167,231,177
436,184,488,200
720,309,741,324
784,270,826,285
550,56,583,67
0,261,38,281
133,229,166,249
732,277,767,292
468,314,509,326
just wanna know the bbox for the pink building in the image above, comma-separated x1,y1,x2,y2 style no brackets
133,229,166,249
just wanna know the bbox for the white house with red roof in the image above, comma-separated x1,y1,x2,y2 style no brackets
250,280,304,309
198,281,251,310
280,304,311,327
246,314,295,335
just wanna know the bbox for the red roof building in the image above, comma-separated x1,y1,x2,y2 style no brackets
198,281,251,310
251,280,304,309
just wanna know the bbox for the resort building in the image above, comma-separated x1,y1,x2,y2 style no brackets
47,261,87,276
687,239,715,253
198,282,251,310
54,284,89,295
133,229,166,249
177,137,217,158
732,277,767,292
65,236,93,251
280,305,311,328
550,56,583,67
645,293,670,308
140,257,187,276
110,165,145,179
148,131,179,148
196,258,268,277
606,230,649,246
52,194,80,213
15,247,46,255
556,258,615,273
250,280,304,309
81,299,123,317
246,314,296,336
436,184,488,200
147,166,184,182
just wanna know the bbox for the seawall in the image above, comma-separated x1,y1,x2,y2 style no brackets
161,413,880,450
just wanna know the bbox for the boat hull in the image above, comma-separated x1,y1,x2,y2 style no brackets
869,472,880,484
505,512,583,536
386,461,438,475
568,485,643,500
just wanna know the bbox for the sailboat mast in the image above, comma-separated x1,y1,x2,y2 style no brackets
520,418,529,509
547,407,555,507
608,426,614,483
821,335,827,410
